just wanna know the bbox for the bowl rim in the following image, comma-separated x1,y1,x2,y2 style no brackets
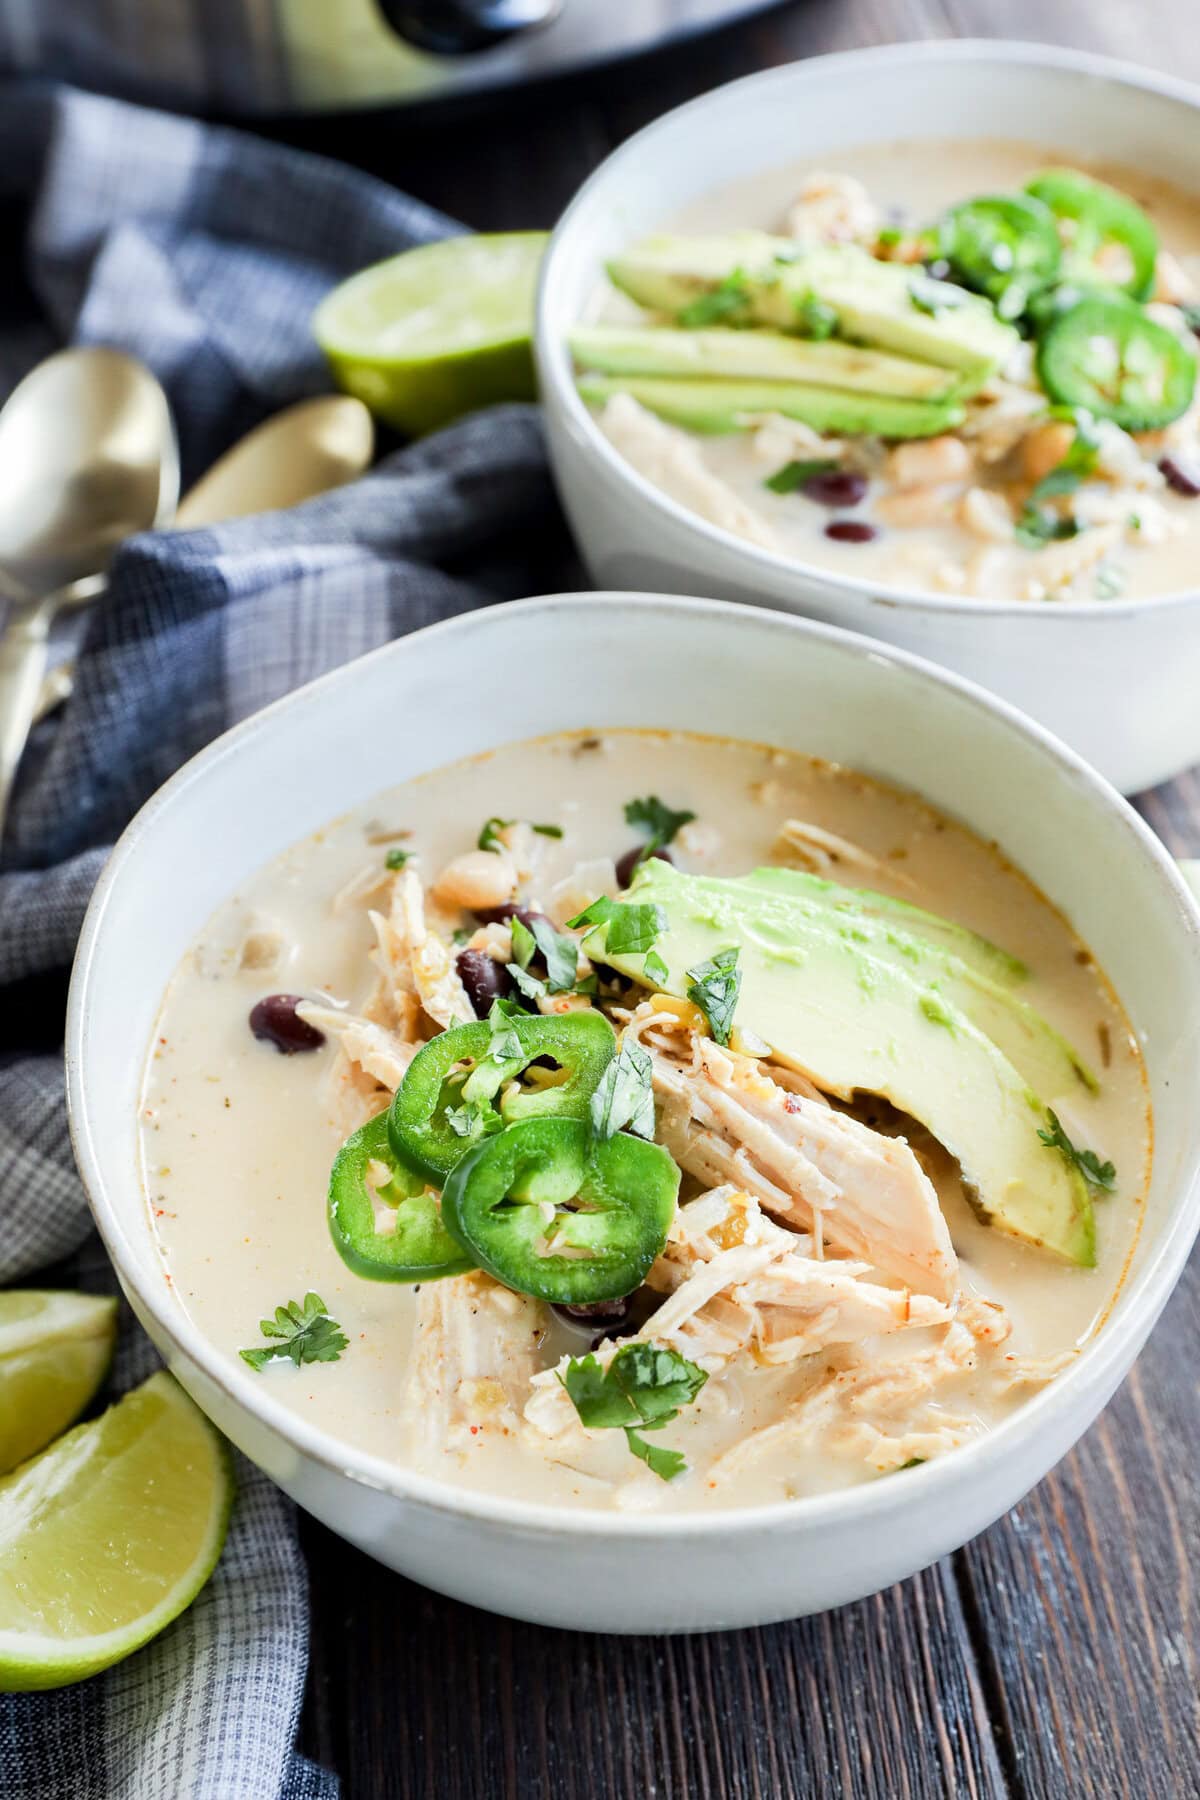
66,591,1200,1538
536,37,1200,621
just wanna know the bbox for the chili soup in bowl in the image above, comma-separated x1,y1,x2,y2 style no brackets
537,42,1200,791
67,594,1200,1631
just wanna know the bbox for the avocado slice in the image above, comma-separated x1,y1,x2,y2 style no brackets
606,233,1018,380
735,867,1028,986
569,326,963,402
645,866,1096,1099
577,373,964,441
586,862,1095,1265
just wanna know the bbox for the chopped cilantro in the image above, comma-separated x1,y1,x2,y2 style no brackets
510,916,536,969
527,915,580,993
908,274,967,316
384,847,411,870
478,816,514,852
793,290,838,339
624,795,696,863
1094,563,1126,600
240,1293,347,1372
558,1341,708,1481
566,895,615,930
1037,1110,1116,1191
677,270,752,328
764,457,839,495
607,902,668,958
643,948,669,986
590,1039,656,1143
532,822,563,838
686,947,742,1047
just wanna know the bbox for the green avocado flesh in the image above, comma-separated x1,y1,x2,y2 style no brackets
605,233,1018,380
586,861,1096,1266
577,373,963,440
569,326,964,401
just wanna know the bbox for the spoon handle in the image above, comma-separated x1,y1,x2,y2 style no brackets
0,596,54,846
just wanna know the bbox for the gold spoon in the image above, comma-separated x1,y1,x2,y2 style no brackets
29,394,374,726
0,349,178,840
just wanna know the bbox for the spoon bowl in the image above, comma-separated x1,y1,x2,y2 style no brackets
0,348,177,598
174,395,373,530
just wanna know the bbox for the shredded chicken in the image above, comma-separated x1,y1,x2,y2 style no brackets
295,1003,419,1093
785,170,879,246
709,1317,986,1482
632,1014,957,1299
771,818,917,889
525,1185,949,1447
405,1272,547,1460
600,393,781,551
372,868,473,1031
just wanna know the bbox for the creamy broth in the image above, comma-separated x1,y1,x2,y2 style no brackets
141,730,1150,1512
588,138,1200,603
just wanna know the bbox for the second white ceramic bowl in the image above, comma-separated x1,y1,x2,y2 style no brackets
537,41,1200,794
67,594,1200,1632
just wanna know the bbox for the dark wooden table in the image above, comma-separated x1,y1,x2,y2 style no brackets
282,6,1200,1794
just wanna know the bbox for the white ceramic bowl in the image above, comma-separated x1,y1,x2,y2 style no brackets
67,594,1200,1633
536,41,1200,795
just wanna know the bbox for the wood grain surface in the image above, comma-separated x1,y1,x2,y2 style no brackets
279,6,1200,1794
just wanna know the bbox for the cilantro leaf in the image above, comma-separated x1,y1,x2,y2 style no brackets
532,822,563,838
566,895,615,930
764,457,839,495
625,1429,688,1481
686,947,742,1046
909,274,967,316
1037,1110,1116,1191
590,1039,656,1142
509,963,547,1001
643,948,669,986
463,997,526,1101
384,847,410,870
510,916,536,969
240,1292,348,1372
793,290,838,339
1016,414,1100,547
527,915,580,993
607,902,668,958
677,270,751,329
611,1341,707,1422
478,816,514,852
558,1341,708,1481
445,1101,491,1140
624,794,696,867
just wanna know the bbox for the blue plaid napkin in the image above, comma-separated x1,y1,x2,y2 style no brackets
0,82,573,1799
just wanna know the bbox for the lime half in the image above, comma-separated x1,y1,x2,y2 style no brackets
314,231,549,436
0,1290,118,1475
0,1371,234,1690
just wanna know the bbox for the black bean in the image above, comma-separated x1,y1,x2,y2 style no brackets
802,469,869,509
473,904,553,932
615,843,675,889
825,519,878,544
249,994,325,1054
1160,454,1200,498
554,1297,634,1344
455,948,514,1018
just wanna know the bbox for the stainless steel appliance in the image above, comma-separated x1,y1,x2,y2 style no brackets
0,0,780,115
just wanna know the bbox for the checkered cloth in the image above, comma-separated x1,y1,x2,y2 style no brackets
0,82,573,1799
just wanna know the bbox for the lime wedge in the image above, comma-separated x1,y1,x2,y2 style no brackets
313,231,549,436
0,1290,118,1475
0,1371,233,1690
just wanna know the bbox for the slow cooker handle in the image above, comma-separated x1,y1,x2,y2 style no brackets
375,0,563,56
